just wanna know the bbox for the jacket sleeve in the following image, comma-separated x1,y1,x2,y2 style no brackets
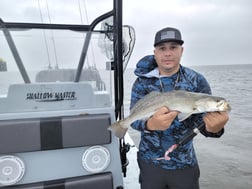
196,73,224,138
129,77,148,131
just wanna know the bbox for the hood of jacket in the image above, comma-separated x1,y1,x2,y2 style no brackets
134,55,160,78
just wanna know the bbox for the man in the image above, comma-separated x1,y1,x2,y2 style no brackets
130,27,229,189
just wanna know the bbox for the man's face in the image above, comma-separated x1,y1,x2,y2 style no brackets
154,42,183,75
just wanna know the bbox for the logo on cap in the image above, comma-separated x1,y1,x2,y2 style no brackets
161,31,175,40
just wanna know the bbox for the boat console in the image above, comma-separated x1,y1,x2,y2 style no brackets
0,83,122,188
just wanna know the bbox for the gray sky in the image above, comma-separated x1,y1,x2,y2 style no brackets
0,0,252,67
123,0,252,67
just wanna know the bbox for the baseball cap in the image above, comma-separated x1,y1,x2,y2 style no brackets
154,27,184,46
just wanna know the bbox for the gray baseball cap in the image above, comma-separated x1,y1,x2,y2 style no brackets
154,27,184,46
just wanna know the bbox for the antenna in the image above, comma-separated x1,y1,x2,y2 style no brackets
78,0,97,69
45,0,59,69
37,0,52,69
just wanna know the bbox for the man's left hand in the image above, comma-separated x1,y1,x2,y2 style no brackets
203,112,229,133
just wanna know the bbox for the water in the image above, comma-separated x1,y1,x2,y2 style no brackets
123,64,252,189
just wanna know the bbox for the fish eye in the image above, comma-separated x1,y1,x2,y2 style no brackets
216,100,225,107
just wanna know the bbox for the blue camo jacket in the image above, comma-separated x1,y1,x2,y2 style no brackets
130,55,224,170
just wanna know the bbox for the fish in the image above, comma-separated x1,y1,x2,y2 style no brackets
108,90,231,138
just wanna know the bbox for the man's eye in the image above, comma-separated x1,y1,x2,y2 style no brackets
170,45,178,49
158,47,166,50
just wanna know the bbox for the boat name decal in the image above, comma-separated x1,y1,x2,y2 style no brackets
26,91,76,101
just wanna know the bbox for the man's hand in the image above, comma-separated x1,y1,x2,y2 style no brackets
204,111,229,133
146,107,179,131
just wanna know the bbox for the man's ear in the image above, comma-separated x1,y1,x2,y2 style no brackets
181,46,184,54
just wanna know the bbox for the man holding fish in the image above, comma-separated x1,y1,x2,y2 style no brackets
128,27,229,189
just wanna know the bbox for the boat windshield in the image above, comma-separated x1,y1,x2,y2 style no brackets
0,0,135,114
0,18,116,97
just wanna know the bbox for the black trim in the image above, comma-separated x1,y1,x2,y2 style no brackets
40,117,63,150
44,179,65,189
1,172,114,189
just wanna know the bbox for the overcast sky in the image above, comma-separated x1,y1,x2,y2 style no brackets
0,0,252,67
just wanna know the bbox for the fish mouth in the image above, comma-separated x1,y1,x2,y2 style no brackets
216,99,231,112
222,102,231,112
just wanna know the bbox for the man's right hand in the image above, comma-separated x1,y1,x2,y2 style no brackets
145,107,179,131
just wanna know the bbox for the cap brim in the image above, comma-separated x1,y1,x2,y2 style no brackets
154,39,184,47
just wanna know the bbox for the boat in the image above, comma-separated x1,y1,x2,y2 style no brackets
0,0,136,188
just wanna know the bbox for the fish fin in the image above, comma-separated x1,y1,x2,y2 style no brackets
178,113,192,122
107,120,128,139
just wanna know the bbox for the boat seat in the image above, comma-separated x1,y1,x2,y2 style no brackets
0,114,111,154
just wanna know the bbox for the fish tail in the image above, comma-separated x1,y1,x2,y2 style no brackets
107,120,128,139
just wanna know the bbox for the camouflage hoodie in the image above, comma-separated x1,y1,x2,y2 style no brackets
130,55,223,170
